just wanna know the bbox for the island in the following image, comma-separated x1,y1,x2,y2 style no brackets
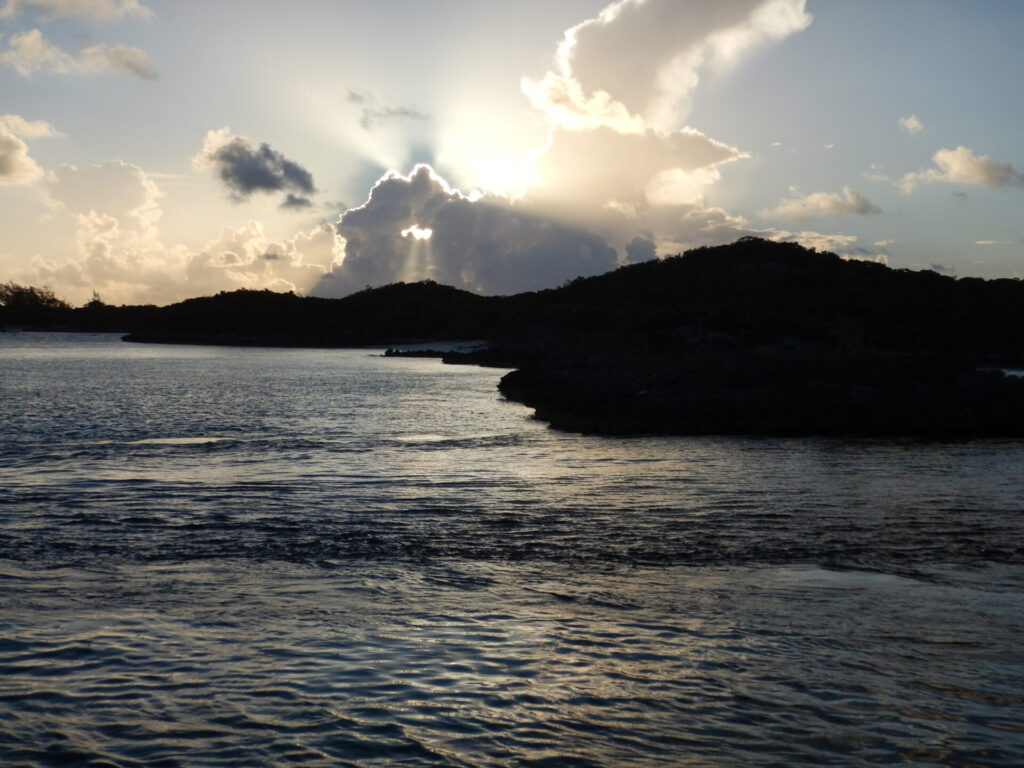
4,237,1024,436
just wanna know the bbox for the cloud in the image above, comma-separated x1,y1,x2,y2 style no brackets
47,159,161,230
844,250,889,266
312,164,619,297
281,193,313,209
536,125,744,208
899,146,1024,193
11,0,856,305
184,221,341,297
193,127,317,209
771,230,888,264
523,0,811,133
513,0,814,270
0,113,62,138
771,230,857,253
0,0,152,21
625,235,657,262
519,124,755,261
0,28,156,78
898,114,923,134
975,240,1006,246
0,122,43,185
0,112,59,186
19,156,342,304
31,217,342,305
521,72,646,134
347,89,430,131
758,187,881,219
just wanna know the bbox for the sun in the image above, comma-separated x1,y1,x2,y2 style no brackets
401,224,433,241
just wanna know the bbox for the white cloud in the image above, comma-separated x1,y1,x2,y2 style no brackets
184,221,340,298
10,0,845,304
513,0,813,269
899,146,1024,193
0,113,62,138
530,125,745,215
521,71,646,134
347,89,430,131
523,0,811,133
758,186,881,219
21,158,341,304
771,230,888,264
0,122,44,185
0,113,59,186
772,230,857,252
975,240,1006,246
47,160,162,231
898,114,923,134
0,28,156,78
0,0,152,21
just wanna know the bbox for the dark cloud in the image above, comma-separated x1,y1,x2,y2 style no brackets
312,165,618,297
348,89,430,131
195,128,316,209
625,236,657,263
281,193,313,209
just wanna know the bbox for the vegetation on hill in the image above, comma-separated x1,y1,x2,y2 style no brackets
3,238,1023,435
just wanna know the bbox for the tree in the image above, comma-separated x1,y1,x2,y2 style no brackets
0,282,71,326
0,282,71,311
84,290,106,309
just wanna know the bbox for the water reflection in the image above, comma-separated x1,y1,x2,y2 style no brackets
1,334,1022,767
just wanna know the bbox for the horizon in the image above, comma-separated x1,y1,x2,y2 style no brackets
2,1,1022,306
11,234,1021,312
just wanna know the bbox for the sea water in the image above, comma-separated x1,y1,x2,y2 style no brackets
1,333,1022,767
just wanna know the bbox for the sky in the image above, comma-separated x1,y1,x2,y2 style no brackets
1,0,1022,305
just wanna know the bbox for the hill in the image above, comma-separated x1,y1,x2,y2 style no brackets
3,238,1024,435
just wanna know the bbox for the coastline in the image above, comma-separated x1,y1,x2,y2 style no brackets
8,238,1024,437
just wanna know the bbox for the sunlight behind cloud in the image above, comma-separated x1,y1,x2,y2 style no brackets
401,224,432,241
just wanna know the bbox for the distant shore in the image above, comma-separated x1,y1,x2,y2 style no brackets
6,238,1024,437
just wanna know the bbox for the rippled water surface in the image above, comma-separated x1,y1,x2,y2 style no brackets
2,333,1023,767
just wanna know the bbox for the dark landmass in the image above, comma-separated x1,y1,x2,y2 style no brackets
383,349,453,359
4,238,1024,436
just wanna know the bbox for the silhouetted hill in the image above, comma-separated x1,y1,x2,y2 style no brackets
122,281,499,346
4,238,1024,435
498,237,1024,359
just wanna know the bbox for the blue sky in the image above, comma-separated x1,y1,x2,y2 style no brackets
1,0,1021,304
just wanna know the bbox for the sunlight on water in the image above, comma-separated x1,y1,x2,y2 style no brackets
128,437,234,445
1,333,1023,767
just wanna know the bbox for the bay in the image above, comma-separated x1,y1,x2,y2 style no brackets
1,333,1022,767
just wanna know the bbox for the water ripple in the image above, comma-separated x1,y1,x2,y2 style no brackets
2,335,1023,766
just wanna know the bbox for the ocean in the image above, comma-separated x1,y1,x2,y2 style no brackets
1,332,1022,767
